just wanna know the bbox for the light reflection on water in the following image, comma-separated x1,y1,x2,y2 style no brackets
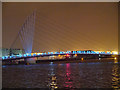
2,61,120,88
64,63,73,88
112,64,120,89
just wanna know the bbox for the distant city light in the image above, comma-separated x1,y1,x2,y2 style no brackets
112,51,118,55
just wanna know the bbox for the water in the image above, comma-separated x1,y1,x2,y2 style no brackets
2,61,120,89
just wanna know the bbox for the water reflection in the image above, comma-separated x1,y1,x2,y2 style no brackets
49,62,54,76
2,65,6,68
64,63,73,88
114,57,118,64
2,61,120,88
112,63,120,89
48,62,58,89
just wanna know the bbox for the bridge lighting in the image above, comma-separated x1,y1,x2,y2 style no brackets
87,51,89,54
10,56,12,58
51,52,53,54
33,53,36,55
75,54,77,56
81,58,84,61
24,54,27,57
2,57,5,60
101,51,105,54
99,52,102,54
110,52,112,54
83,51,85,54
19,54,22,57
16,55,19,57
60,51,63,54
77,51,81,54
5,56,8,59
96,52,99,54
26,53,29,56
33,53,36,56
48,52,50,54
107,51,111,54
43,52,47,55
112,51,118,55
74,51,76,53
66,51,71,54
31,53,34,56
66,54,69,57
28,54,31,56
73,51,76,54
105,51,107,54
37,53,40,55
73,51,75,54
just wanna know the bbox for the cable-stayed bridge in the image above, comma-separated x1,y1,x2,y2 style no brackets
2,11,118,63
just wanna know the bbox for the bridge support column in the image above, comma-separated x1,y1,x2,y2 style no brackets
25,57,37,64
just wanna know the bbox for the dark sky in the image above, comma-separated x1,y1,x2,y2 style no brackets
3,2,118,52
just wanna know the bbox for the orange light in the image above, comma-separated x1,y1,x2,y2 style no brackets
81,58,84,61
58,54,61,57
75,54,77,56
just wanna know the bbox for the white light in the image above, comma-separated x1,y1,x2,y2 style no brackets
112,51,118,55
114,57,117,60
50,56,56,57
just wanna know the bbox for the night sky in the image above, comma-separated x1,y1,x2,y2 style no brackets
3,2,118,52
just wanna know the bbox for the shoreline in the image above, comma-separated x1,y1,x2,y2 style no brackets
2,58,119,65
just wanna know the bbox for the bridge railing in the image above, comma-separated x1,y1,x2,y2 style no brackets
2,50,118,60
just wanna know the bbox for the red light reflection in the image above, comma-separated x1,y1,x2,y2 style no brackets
64,63,73,88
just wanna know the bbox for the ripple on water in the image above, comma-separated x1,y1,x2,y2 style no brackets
2,62,120,88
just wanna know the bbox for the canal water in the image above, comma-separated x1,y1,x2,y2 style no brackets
2,61,120,89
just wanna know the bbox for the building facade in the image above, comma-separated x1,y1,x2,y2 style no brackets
1,48,24,56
